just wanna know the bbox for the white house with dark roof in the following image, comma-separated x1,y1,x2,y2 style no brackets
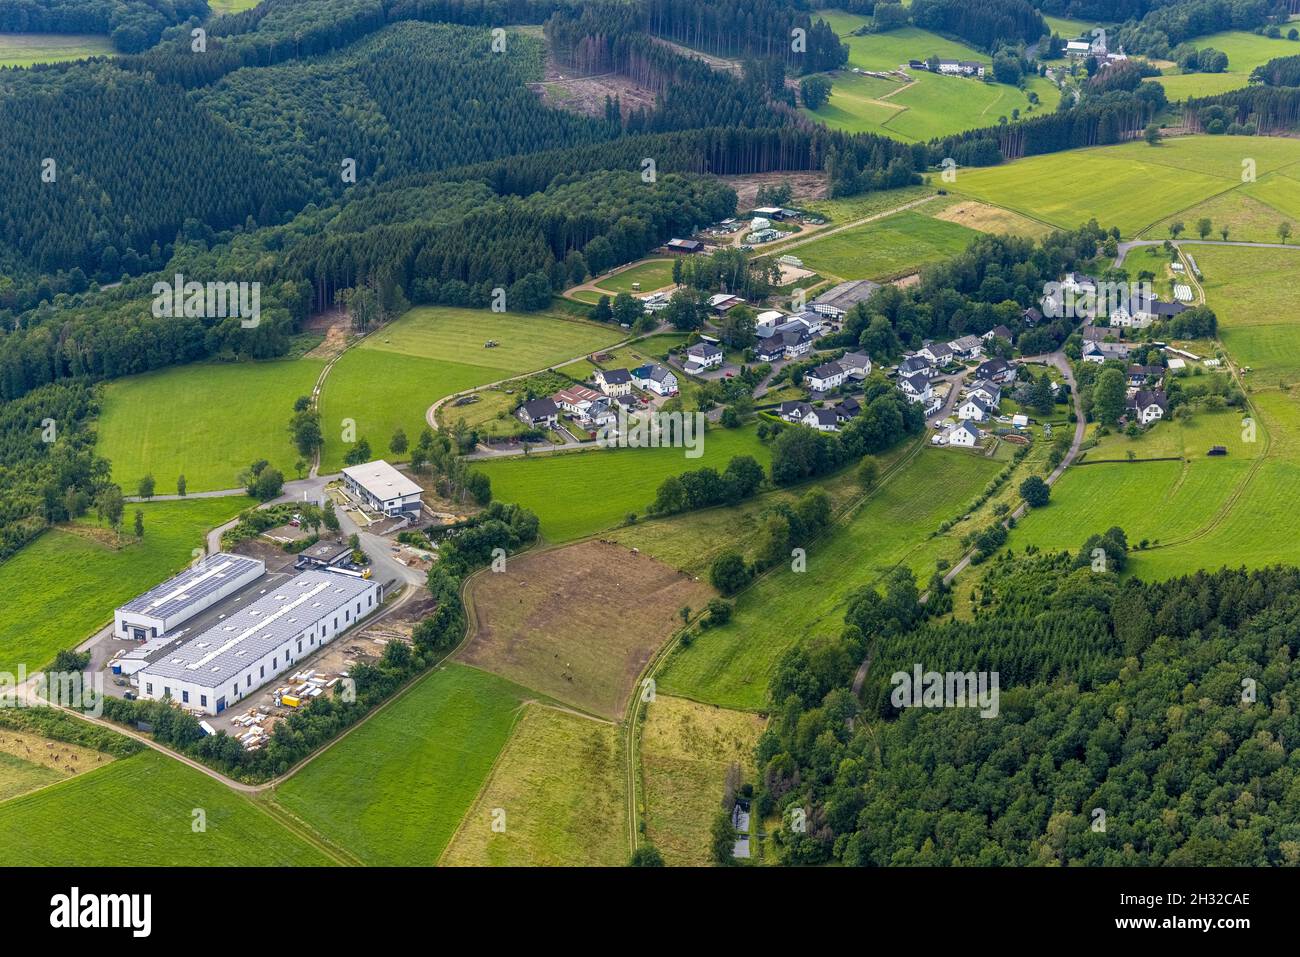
1127,389,1169,425
897,354,932,377
777,400,814,423
898,371,932,403
949,421,980,447
632,363,678,396
801,407,840,432
755,336,785,362
957,394,993,422
595,367,633,396
515,397,560,428
983,324,1014,343
948,335,983,359
684,341,723,374
966,380,1001,406
805,361,845,392
838,351,873,379
919,340,954,365
974,357,1016,384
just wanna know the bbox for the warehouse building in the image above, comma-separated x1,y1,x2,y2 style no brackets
133,569,381,715
341,459,423,518
114,553,266,643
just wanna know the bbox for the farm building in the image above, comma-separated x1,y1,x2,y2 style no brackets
133,569,381,716
812,280,880,319
342,460,423,518
664,238,703,255
114,553,266,643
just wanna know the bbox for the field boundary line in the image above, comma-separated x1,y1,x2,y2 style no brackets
253,794,362,866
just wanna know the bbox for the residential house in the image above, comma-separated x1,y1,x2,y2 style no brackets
949,421,981,447
805,362,845,393
837,351,873,380
966,380,1001,406
1127,389,1169,425
754,336,785,362
581,398,618,429
897,354,933,378
631,363,679,396
937,59,986,78
957,394,993,422
779,328,814,359
1081,325,1111,343
755,310,785,338
983,324,1014,343
1022,306,1044,326
1126,364,1164,389
595,367,633,397
777,400,813,423
948,335,983,359
516,397,559,428
974,357,1017,384
801,407,841,432
683,341,724,374
836,396,862,422
898,371,933,404
919,340,955,366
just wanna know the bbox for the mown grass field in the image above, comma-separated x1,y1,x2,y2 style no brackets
473,424,771,542
208,0,263,13
641,695,765,866
932,199,1054,239
592,259,676,294
658,447,1002,710
795,210,980,279
0,33,113,67
0,753,64,803
1,750,332,866
950,135,1300,237
440,704,627,866
1147,30,1299,100
0,497,253,673
97,359,324,492
272,663,529,866
805,18,1059,140
461,540,712,719
319,308,622,471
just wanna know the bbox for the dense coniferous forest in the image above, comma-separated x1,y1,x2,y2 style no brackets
1250,53,1300,86
910,0,1047,52
760,547,1300,865
641,0,848,73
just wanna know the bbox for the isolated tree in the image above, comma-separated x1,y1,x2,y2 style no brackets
679,606,692,627
1093,367,1127,426
1168,221,1185,240
96,486,124,536
710,551,752,596
629,845,665,867
133,509,145,537
1144,123,1161,146
176,474,186,497
591,295,613,323
1020,475,1050,508
1278,222,1292,244
322,499,340,533
1197,218,1213,239
390,428,409,456
1220,226,1230,241
857,455,880,489
137,474,155,499
345,437,373,466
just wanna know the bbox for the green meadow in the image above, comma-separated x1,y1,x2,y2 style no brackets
97,359,324,492
0,497,252,673
804,19,1060,141
658,448,1002,710
592,259,676,294
1,750,331,866
949,136,1300,236
272,663,529,866
795,210,981,280
473,424,771,542
0,33,113,67
318,307,622,471
1148,30,1300,100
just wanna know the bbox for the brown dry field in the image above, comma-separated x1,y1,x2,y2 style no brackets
459,539,713,719
932,200,1051,239
720,170,828,211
